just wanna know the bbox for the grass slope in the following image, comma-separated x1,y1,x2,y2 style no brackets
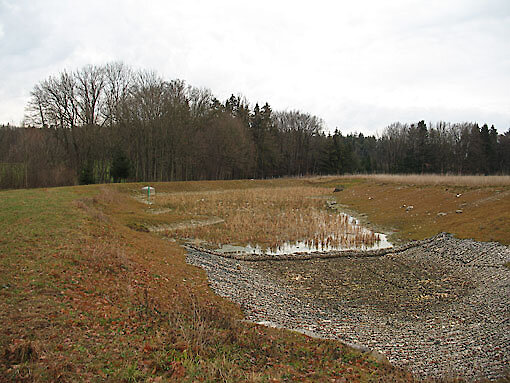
0,181,416,382
327,176,510,245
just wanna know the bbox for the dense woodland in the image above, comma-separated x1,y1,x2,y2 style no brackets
1,63,510,189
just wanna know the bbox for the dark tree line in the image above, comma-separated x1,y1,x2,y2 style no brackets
319,121,510,175
372,120,510,174
1,63,509,189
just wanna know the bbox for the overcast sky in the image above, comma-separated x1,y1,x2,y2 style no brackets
1,0,509,135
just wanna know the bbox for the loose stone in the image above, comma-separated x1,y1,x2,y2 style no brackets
186,233,510,381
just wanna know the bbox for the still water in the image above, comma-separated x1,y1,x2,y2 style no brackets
214,215,392,256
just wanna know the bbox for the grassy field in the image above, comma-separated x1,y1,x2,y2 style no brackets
1,175,508,382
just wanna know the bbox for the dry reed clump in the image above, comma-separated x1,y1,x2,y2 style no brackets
94,186,117,204
84,240,131,274
73,187,115,223
358,174,510,186
2,340,40,366
74,198,110,223
157,186,380,250
168,292,237,356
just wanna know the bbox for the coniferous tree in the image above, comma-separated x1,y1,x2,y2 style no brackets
480,124,491,174
466,124,484,173
111,149,131,182
79,161,95,185
488,125,499,173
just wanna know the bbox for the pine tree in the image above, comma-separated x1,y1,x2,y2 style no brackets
416,120,430,172
466,124,484,173
480,124,491,174
319,132,339,174
79,161,95,185
488,125,498,173
111,149,131,182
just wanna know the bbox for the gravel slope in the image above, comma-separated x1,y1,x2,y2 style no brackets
185,233,510,381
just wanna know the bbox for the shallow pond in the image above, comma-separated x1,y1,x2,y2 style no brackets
214,214,392,255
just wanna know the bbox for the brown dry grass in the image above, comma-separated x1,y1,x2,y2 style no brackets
356,174,510,186
3,177,508,381
332,177,510,245
1,181,420,382
156,186,380,251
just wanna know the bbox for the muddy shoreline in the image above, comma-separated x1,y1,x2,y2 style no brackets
185,233,510,381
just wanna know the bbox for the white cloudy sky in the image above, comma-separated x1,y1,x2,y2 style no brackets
1,0,509,135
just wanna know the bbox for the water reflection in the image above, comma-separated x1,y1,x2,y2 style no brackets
214,214,392,256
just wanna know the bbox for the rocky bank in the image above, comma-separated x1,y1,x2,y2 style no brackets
185,233,510,381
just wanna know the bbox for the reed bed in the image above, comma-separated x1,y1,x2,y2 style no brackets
357,174,510,186
157,186,380,250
